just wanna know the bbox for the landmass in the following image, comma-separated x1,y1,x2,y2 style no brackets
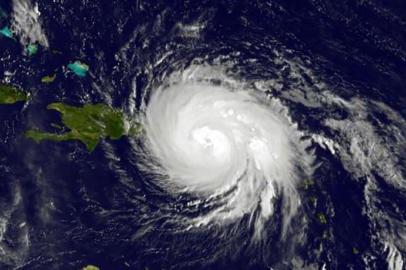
82,265,100,270
41,74,57,83
0,83,29,104
26,43,38,56
0,26,13,39
317,213,327,224
302,178,315,190
68,61,89,77
26,103,142,151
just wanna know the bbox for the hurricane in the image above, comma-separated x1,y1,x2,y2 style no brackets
138,64,315,241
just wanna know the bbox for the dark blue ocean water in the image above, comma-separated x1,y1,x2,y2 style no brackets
0,0,405,269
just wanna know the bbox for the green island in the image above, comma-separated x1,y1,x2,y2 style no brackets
82,265,100,270
0,83,29,104
302,178,315,190
26,43,38,56
41,74,57,83
26,103,142,152
317,213,327,224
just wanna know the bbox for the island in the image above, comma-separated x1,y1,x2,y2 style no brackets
0,83,29,104
41,74,57,83
82,265,100,270
0,26,13,39
67,61,89,77
26,103,142,151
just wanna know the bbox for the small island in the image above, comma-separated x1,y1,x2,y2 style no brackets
26,103,142,151
82,265,100,270
0,83,29,104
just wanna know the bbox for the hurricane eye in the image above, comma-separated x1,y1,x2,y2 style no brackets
191,126,229,157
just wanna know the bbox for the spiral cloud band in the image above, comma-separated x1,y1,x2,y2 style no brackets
141,66,315,238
